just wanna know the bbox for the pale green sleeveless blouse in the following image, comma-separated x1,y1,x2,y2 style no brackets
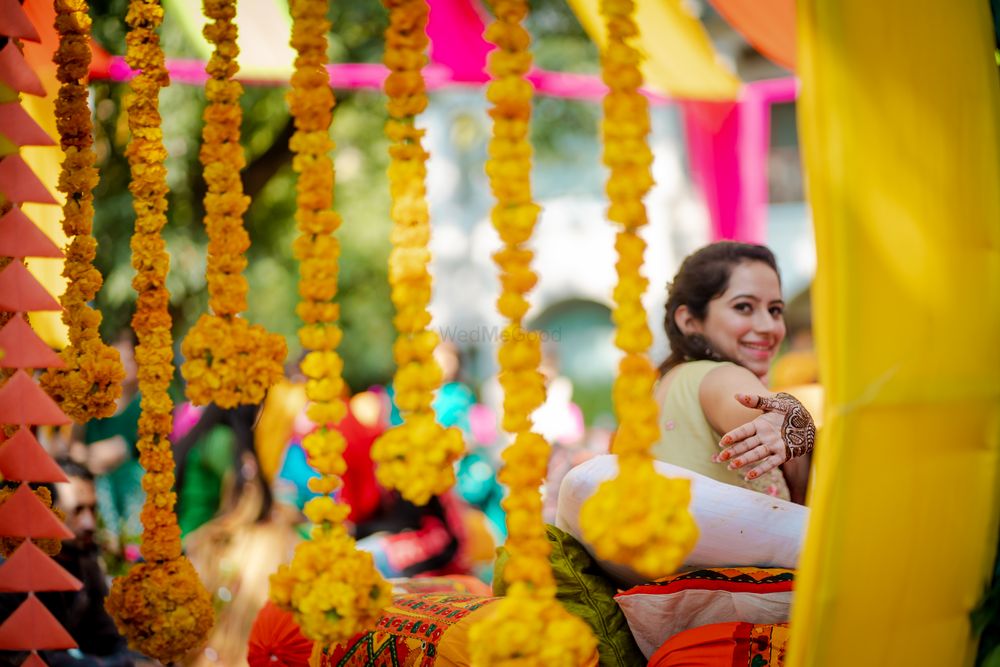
652,360,790,500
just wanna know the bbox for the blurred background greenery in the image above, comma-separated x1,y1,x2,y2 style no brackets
86,0,600,394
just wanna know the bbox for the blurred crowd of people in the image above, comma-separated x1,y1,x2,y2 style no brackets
8,335,608,665
9,319,821,665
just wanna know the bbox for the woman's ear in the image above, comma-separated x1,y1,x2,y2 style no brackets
674,305,702,336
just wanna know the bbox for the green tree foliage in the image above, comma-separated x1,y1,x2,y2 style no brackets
85,0,596,391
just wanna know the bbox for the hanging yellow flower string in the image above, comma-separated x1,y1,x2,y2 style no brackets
578,0,698,579
369,0,464,507
268,0,392,645
39,0,125,422
179,0,286,408
468,2,596,664
104,1,214,662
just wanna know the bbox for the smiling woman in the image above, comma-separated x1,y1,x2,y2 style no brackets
652,242,816,504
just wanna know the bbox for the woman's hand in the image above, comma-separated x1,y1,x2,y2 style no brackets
713,392,816,481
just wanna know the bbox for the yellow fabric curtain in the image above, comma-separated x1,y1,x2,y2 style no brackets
791,1,1000,664
19,78,69,349
566,0,740,100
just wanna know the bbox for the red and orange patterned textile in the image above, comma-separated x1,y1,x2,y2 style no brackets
647,621,790,666
317,592,499,667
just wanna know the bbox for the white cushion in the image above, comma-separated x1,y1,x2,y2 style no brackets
555,455,809,587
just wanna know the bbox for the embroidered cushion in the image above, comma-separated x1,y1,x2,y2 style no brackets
614,567,794,659
389,575,492,597
646,621,791,666
317,592,499,666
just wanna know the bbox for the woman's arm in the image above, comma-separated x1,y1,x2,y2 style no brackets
698,364,771,436
781,452,812,504
698,364,816,484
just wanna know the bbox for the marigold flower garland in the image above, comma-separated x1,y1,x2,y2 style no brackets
104,1,214,662
369,0,463,507
268,0,392,645
468,2,596,664
578,0,698,579
39,0,125,423
179,0,286,408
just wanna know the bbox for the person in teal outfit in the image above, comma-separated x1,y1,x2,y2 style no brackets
387,342,506,538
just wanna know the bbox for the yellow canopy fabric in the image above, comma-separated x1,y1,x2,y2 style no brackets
790,1,1000,664
567,0,741,100
18,82,69,349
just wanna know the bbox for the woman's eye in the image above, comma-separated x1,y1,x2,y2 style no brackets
734,303,752,313
770,307,784,317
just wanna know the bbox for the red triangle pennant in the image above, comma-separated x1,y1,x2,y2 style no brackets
21,652,49,667
0,0,42,43
0,317,64,369
0,42,45,97
0,154,58,205
0,207,63,258
0,428,69,483
0,260,61,312
0,595,76,650
0,540,82,592
0,103,55,147
0,483,73,539
0,370,71,427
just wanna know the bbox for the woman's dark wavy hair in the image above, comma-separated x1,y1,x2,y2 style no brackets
659,242,780,376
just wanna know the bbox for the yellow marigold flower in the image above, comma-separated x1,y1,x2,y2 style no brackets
306,400,346,427
270,532,392,646
41,0,125,423
373,0,463,505
107,3,215,661
303,496,350,525
580,457,698,578
180,315,287,408
298,323,343,350
469,589,596,666
307,475,341,495
106,556,214,665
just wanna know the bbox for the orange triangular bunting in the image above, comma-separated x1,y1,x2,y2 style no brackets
0,428,69,483
0,0,41,42
0,483,73,539
0,260,61,312
0,370,71,427
0,317,64,369
0,540,82,592
0,207,63,258
0,154,58,204
0,103,54,147
0,595,76,650
21,652,49,667
0,42,45,97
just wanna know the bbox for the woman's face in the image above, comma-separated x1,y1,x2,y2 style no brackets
687,261,786,379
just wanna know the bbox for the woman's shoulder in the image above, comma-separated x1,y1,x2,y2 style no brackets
699,362,763,399
669,359,742,385
657,360,738,405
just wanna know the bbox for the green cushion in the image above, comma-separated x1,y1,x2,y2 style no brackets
493,524,645,667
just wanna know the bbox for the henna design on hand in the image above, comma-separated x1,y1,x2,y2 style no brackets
752,392,816,460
